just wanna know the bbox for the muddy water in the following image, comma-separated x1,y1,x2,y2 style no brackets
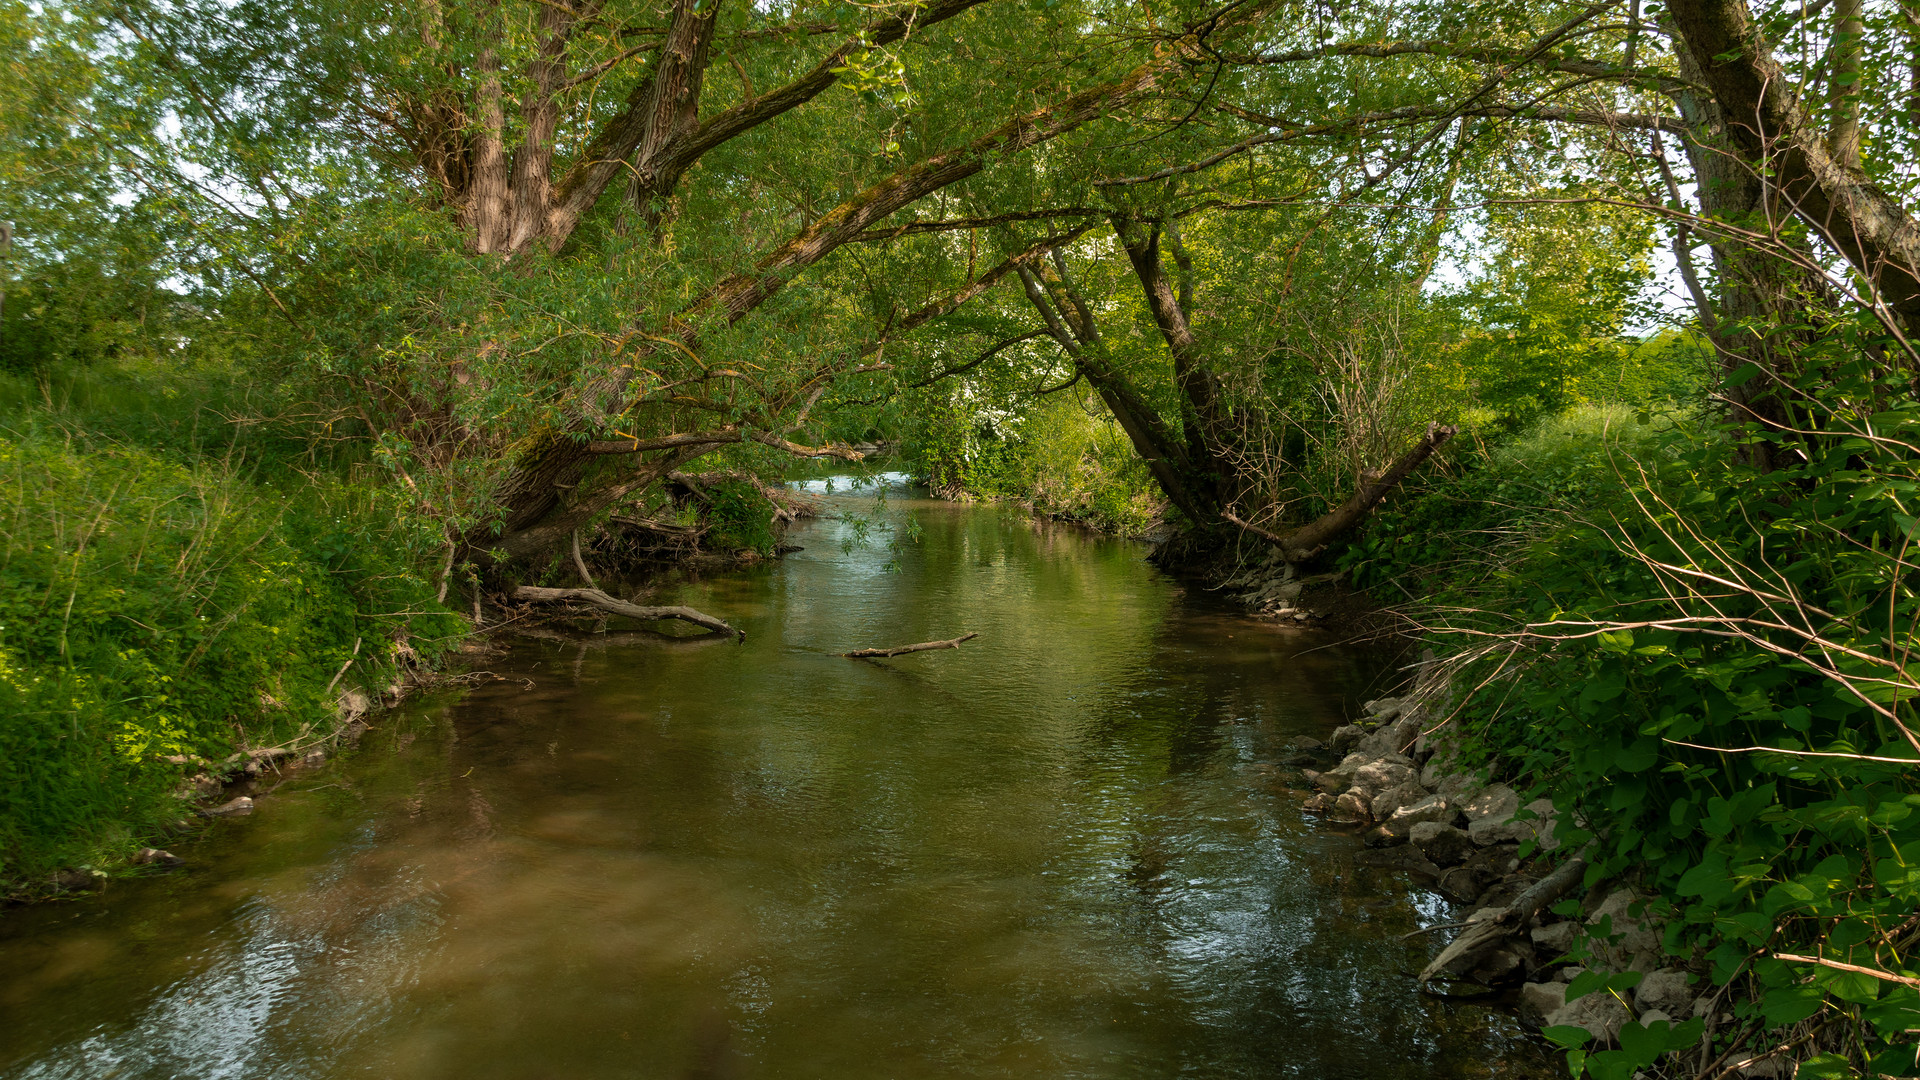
0,479,1556,1079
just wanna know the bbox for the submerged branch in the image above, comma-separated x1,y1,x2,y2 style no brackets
844,632,979,658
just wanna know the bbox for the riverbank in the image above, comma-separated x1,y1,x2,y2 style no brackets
1284,693,1731,1077
0,370,469,899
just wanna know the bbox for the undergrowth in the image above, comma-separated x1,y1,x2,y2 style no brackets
1343,336,1920,1077
0,368,463,886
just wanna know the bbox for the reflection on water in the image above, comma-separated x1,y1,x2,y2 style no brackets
0,480,1556,1079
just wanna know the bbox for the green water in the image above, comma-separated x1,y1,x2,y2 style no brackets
0,479,1556,1079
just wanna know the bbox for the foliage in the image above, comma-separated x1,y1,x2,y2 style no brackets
902,384,1164,535
1362,317,1920,1075
0,381,462,883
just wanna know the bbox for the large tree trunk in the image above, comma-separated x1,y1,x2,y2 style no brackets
1109,214,1238,504
466,39,1238,562
1667,26,1833,471
1668,0,1920,330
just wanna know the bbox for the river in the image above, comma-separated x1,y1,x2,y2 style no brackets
0,477,1557,1079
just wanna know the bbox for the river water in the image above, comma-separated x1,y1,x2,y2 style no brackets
0,478,1556,1079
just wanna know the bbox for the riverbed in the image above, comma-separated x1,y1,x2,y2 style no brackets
0,478,1557,1079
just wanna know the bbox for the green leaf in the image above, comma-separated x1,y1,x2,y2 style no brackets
1759,983,1826,1026
1565,970,1611,1002
1542,1024,1594,1049
1615,1019,1669,1064
1583,1049,1640,1080
1795,1053,1853,1079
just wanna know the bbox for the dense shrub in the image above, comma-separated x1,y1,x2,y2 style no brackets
903,389,1165,536
0,407,461,881
1350,346,1920,1075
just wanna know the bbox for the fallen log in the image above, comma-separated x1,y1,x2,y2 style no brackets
1418,854,1588,983
844,632,978,658
512,586,745,641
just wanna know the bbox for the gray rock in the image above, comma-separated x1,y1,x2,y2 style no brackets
1301,793,1334,813
1331,790,1372,823
1370,780,1428,821
1362,825,1405,848
1409,822,1475,866
1462,784,1519,825
1329,725,1368,755
303,749,327,768
51,868,106,892
1353,846,1442,877
1555,965,1586,983
1518,981,1569,1027
1463,843,1522,876
1546,988,1631,1045
1531,920,1580,957
1476,876,1534,911
1437,866,1491,904
1635,1009,1673,1028
1353,761,1417,796
1436,772,1485,801
335,688,371,720
1468,946,1527,986
1588,889,1662,970
1525,798,1561,851
1328,753,1371,781
1361,715,1424,759
1301,769,1345,795
1467,793,1560,848
203,796,254,818
1363,698,1404,721
1285,736,1326,752
1386,795,1454,836
179,773,221,800
1635,968,1692,1017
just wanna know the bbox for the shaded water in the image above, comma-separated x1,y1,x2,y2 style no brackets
0,479,1557,1079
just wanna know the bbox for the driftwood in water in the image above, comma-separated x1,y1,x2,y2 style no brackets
1418,855,1588,983
513,586,745,641
844,632,978,658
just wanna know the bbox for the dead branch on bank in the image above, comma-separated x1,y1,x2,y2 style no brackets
843,632,978,658
512,586,745,641
1418,854,1588,983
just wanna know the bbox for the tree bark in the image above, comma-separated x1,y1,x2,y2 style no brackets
1668,0,1920,330
1110,214,1237,500
1227,423,1457,564
1419,855,1588,983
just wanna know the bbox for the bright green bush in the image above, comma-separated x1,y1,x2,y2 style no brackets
902,388,1164,536
0,412,461,881
1354,342,1920,1076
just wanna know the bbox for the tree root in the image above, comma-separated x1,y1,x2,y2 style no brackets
844,632,978,658
512,586,745,641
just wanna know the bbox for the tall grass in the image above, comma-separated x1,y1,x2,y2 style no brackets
0,368,462,882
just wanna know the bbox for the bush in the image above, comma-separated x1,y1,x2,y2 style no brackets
0,404,461,881
902,388,1165,536
1388,347,1920,1074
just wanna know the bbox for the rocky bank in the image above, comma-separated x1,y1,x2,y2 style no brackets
1297,696,1752,1075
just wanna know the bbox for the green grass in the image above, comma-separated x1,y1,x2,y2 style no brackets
0,366,463,885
